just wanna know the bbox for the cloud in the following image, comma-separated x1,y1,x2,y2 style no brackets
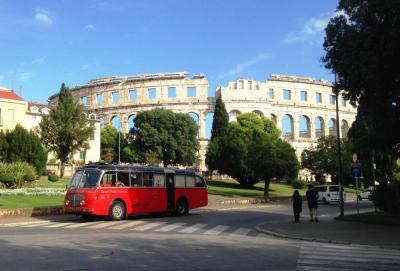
221,53,272,78
283,14,331,44
0,75,4,85
31,56,46,65
20,72,32,81
85,24,95,30
35,8,54,25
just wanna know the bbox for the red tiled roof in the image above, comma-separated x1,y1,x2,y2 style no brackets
28,102,50,109
0,88,24,101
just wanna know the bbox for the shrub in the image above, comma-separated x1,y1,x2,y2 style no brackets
48,174,59,182
0,162,36,188
23,174,36,182
374,183,400,215
291,179,306,189
0,173,15,187
392,171,400,183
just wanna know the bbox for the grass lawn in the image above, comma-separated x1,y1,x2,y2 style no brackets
207,180,308,198
336,212,400,226
0,195,64,209
32,176,71,189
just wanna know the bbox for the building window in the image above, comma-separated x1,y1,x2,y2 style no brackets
168,87,176,98
96,94,102,105
8,109,15,121
268,88,274,99
329,95,335,105
148,88,156,99
79,151,84,160
316,92,322,103
342,96,346,107
187,87,196,97
112,91,120,104
129,89,137,101
283,89,291,100
300,91,307,101
81,96,87,106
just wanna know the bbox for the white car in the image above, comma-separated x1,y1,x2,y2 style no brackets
315,185,346,204
358,189,372,200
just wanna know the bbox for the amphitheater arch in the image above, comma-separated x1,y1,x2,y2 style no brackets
229,110,241,122
329,118,337,137
253,110,263,117
341,119,349,138
315,117,324,138
205,112,214,139
111,115,122,131
299,115,311,138
282,114,294,139
127,114,136,131
188,112,200,125
270,113,277,124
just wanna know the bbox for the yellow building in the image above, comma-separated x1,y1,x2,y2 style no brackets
0,87,28,131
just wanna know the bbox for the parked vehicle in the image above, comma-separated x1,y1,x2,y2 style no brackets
358,189,372,200
315,185,346,204
64,164,208,221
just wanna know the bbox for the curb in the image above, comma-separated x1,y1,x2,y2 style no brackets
0,207,63,217
255,223,351,245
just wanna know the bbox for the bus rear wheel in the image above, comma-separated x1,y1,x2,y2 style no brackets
174,198,188,216
109,201,126,221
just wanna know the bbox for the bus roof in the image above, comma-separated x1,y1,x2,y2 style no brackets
77,164,198,176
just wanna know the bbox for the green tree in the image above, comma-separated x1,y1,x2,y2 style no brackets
301,136,353,185
218,113,299,199
5,125,47,174
205,94,229,171
132,108,199,167
39,83,94,177
322,0,400,156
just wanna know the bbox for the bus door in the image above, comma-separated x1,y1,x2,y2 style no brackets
166,173,175,210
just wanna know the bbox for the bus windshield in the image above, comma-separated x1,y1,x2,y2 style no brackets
69,169,102,189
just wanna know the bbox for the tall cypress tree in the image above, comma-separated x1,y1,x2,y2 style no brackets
205,94,229,171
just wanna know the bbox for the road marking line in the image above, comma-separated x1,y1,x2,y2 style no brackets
63,222,102,229
132,222,167,231
20,222,53,227
155,223,186,232
109,220,146,230
86,221,125,229
43,222,76,228
178,223,207,233
203,225,230,235
229,227,251,236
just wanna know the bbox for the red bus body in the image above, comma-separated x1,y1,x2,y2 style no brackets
64,165,208,219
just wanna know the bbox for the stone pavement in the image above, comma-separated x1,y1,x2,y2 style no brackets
256,215,400,250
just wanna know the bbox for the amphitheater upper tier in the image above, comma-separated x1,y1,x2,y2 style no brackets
48,72,357,171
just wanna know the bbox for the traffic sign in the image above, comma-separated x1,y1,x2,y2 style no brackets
351,163,362,178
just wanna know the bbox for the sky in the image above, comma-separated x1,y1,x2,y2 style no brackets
0,0,339,104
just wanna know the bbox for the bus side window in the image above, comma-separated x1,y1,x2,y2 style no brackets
101,171,116,187
153,174,165,187
175,175,185,188
117,171,129,187
195,176,205,187
130,172,143,187
186,175,195,188
143,173,153,187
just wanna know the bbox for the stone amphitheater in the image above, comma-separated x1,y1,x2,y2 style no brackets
48,72,357,172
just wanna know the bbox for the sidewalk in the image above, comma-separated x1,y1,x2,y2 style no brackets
256,216,400,250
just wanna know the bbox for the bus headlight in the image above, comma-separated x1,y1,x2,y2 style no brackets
79,200,85,206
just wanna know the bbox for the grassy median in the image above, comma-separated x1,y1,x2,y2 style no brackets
0,195,64,209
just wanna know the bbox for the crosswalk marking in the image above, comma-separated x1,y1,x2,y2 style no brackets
132,222,167,231
177,223,207,233
108,220,146,230
86,221,125,229
43,222,76,228
203,225,230,235
155,223,186,232
63,222,101,229
229,227,251,236
297,244,400,271
20,222,52,228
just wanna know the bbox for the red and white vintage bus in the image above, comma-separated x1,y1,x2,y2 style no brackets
64,165,208,221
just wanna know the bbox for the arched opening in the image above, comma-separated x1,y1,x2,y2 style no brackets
341,120,349,138
282,114,294,140
205,112,214,139
329,118,337,137
188,112,199,125
270,113,277,124
253,110,263,117
299,115,311,138
111,116,122,131
128,114,136,132
229,110,241,122
315,117,324,138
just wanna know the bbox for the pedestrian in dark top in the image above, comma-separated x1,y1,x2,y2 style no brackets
292,190,302,223
305,184,319,222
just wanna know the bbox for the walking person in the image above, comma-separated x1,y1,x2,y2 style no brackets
306,184,319,222
292,190,302,223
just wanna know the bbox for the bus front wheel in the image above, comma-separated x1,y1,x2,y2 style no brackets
174,198,188,216
109,201,126,221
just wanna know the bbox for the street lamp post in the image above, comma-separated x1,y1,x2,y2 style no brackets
118,121,121,164
334,73,345,218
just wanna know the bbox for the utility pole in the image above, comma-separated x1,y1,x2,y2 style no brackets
118,121,121,164
334,73,344,218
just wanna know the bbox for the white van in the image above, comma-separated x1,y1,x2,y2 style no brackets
315,185,346,204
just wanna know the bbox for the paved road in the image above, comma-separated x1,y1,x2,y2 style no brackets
1,201,399,270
